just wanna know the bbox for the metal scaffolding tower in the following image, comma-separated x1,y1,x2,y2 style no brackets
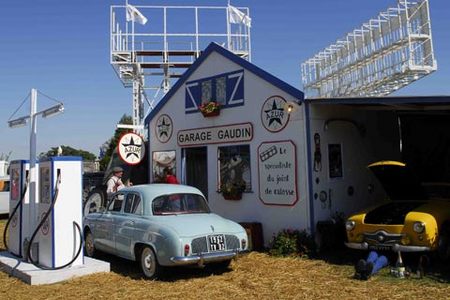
301,0,437,99
110,3,251,134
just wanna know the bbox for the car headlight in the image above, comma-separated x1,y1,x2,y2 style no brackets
345,220,356,231
413,222,426,233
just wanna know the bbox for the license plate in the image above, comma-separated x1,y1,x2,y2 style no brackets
209,234,225,251
368,244,391,251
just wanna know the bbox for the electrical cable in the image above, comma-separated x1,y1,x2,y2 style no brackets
2,173,29,256
36,90,63,105
7,92,31,121
26,171,84,270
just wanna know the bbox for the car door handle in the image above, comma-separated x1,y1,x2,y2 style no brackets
124,221,135,226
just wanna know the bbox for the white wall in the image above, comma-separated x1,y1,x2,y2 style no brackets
149,52,310,246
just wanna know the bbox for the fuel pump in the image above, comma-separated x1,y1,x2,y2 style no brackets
26,156,83,269
4,160,30,257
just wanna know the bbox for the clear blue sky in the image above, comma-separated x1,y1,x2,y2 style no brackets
1,0,449,160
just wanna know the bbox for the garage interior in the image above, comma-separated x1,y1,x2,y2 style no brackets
309,96,450,221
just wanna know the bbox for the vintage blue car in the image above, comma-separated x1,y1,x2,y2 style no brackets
83,184,248,279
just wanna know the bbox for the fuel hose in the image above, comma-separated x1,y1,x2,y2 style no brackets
26,171,84,270
2,173,29,256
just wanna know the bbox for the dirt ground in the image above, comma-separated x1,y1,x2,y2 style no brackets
0,219,449,300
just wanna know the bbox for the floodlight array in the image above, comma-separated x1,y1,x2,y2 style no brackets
301,0,436,99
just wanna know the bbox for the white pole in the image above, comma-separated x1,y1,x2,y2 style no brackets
29,88,38,242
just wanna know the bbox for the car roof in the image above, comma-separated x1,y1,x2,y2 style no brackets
118,184,204,199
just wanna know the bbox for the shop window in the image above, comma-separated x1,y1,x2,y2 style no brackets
218,145,251,192
201,80,212,104
216,76,226,105
152,151,176,183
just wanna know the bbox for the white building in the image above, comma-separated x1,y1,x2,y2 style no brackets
146,43,450,246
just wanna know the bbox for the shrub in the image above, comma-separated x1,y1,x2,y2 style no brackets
269,229,316,258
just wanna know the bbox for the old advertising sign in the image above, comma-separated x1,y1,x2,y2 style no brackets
155,114,173,143
118,132,146,165
261,95,290,132
258,140,298,206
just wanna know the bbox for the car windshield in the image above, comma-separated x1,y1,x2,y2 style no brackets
152,193,210,215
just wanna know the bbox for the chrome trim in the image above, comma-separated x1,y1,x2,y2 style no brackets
170,250,238,266
345,242,368,250
345,242,430,252
392,244,430,252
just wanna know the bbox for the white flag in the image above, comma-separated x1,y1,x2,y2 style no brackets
126,4,148,25
228,5,251,27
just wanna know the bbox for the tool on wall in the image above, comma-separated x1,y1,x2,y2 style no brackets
313,133,322,172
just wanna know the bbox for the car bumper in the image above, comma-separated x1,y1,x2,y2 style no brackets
345,242,431,252
170,250,240,266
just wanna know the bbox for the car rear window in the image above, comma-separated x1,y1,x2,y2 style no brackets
152,193,210,215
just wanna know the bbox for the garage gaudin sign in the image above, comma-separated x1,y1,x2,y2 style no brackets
177,123,253,146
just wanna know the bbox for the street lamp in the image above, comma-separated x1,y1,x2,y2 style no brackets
7,88,64,245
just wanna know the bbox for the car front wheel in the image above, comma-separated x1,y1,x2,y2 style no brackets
140,246,162,279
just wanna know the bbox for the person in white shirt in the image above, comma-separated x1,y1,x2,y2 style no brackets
106,166,131,198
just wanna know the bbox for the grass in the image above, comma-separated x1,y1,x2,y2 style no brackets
1,219,449,299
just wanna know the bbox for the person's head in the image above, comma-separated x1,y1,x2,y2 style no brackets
164,167,173,176
112,166,124,177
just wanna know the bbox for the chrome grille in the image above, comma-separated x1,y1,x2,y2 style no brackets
191,235,240,254
191,237,207,254
225,235,240,250
364,231,403,245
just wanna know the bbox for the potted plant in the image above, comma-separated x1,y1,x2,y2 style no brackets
220,180,246,200
199,101,221,117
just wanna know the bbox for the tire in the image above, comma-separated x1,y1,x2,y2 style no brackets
83,188,105,216
140,246,162,279
84,230,96,257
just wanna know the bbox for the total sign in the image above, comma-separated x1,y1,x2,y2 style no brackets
118,133,146,165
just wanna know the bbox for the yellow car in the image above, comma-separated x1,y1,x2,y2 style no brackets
345,161,450,257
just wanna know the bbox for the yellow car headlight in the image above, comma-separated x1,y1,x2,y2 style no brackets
413,222,426,233
345,220,356,231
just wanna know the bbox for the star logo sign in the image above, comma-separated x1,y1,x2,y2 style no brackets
264,100,285,127
118,133,145,165
261,96,290,132
121,136,142,160
155,114,173,143
158,117,171,138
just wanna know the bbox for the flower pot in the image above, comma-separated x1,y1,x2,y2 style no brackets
201,109,220,117
222,193,242,200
